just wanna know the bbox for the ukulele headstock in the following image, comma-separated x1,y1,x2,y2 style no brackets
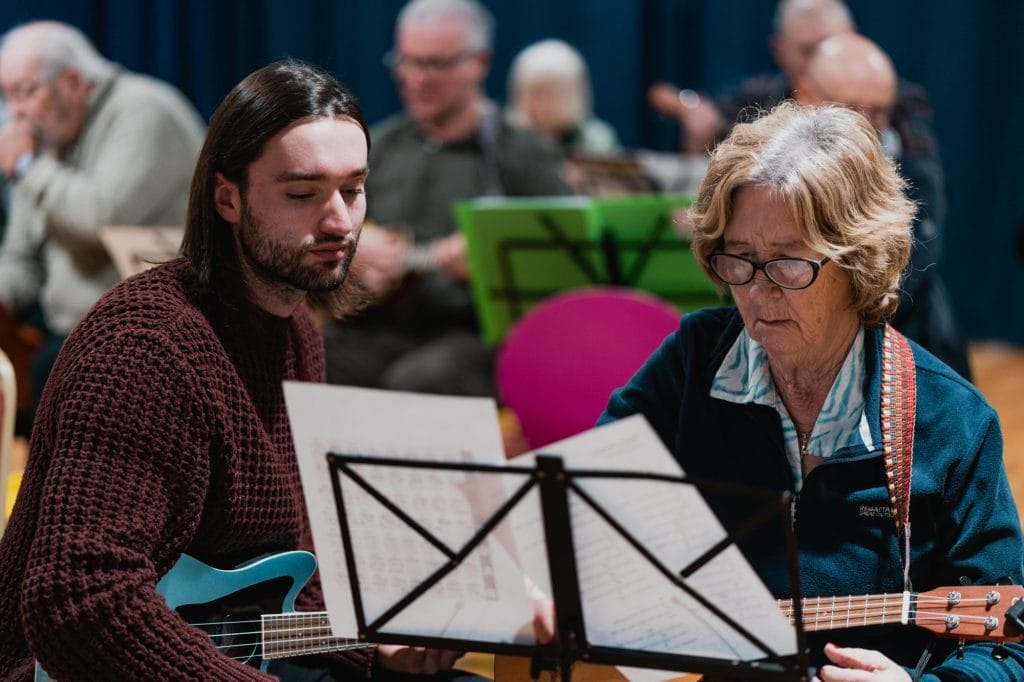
913,586,1024,642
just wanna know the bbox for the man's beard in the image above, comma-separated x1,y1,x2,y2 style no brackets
236,198,358,295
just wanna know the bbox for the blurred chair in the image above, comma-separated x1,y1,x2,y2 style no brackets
0,305,44,424
496,287,679,449
99,225,184,279
0,347,16,536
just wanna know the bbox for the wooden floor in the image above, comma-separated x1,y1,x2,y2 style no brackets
970,341,1024,526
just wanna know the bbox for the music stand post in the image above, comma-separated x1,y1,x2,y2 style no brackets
325,452,812,681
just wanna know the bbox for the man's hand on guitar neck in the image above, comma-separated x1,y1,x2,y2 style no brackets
813,642,911,682
427,232,470,282
353,225,470,301
376,644,465,675
399,231,470,283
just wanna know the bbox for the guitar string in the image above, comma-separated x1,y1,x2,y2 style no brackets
211,642,370,662
781,595,1001,611
193,594,1006,655
203,631,364,647
211,641,367,654
780,594,1006,629
215,646,379,664
912,612,1005,624
786,598,1003,614
204,636,368,660
189,617,327,629
187,618,369,657
915,596,999,604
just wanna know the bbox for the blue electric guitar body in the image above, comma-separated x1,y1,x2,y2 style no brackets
35,550,368,680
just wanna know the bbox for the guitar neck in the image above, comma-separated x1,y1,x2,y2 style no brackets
261,611,370,660
404,243,436,274
778,585,1024,643
777,592,909,633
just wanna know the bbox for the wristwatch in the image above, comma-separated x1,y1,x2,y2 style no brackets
12,151,35,181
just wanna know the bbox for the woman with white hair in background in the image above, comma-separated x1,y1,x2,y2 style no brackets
506,38,620,156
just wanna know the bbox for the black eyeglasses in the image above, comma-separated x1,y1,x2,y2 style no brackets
383,49,474,76
708,253,831,290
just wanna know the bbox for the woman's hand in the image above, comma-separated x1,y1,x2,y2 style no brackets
814,642,912,681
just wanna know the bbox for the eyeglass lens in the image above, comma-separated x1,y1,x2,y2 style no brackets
385,51,469,75
710,254,820,289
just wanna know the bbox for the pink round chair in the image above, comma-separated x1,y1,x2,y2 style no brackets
495,287,680,449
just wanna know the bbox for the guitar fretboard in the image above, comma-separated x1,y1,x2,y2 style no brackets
404,244,436,273
262,611,371,660
777,592,909,632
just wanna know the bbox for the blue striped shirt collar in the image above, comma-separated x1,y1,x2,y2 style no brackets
710,326,874,488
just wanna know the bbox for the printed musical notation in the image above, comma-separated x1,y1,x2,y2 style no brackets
285,385,795,667
284,383,534,642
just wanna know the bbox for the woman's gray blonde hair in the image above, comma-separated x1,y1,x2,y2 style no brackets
507,39,591,129
690,101,915,326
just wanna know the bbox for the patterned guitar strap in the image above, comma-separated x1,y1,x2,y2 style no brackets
881,324,916,591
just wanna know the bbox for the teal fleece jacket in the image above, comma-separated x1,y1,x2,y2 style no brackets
600,307,1024,679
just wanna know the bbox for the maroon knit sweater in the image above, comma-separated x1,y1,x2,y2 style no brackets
0,259,374,680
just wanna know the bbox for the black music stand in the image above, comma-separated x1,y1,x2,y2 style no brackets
324,451,813,681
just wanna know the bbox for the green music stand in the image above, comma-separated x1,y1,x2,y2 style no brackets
456,194,724,347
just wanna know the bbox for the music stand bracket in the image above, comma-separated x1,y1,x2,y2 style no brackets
325,452,812,681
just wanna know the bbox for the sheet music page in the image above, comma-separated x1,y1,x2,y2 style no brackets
284,382,534,642
512,415,796,668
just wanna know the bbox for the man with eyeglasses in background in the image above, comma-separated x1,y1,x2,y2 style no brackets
322,0,567,399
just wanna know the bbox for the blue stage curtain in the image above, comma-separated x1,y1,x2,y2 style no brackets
1,0,1022,342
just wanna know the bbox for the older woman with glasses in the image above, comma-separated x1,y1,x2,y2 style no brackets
599,102,1024,680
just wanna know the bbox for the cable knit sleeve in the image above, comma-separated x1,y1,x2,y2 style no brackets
22,328,273,681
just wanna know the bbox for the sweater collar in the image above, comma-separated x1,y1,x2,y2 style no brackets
218,295,294,340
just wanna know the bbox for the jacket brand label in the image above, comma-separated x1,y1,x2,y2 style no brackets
858,505,894,518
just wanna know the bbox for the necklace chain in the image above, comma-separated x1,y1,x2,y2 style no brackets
798,431,811,458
